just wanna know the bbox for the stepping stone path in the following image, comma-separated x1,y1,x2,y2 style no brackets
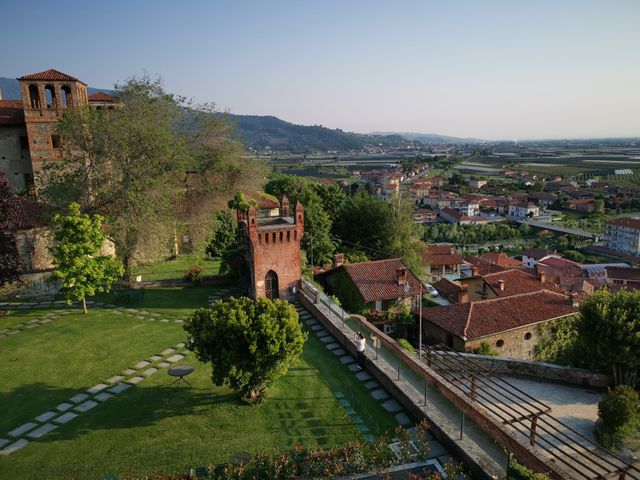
0,439,29,455
0,336,190,454
371,389,390,401
35,412,56,423
293,299,414,441
340,355,355,365
56,403,73,412
355,371,372,381
70,393,89,403
8,423,37,438
54,412,78,424
27,423,57,439
382,399,402,413
87,384,108,394
75,401,98,413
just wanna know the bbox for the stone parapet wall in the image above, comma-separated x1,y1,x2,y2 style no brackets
456,352,612,389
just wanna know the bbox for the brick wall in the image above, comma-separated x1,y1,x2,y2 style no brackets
246,203,304,300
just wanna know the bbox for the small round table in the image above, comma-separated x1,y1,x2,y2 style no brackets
167,364,194,386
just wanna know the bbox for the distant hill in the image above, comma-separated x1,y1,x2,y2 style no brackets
1,76,462,152
224,114,413,152
371,131,484,144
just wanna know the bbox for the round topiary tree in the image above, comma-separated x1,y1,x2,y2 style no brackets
184,296,307,402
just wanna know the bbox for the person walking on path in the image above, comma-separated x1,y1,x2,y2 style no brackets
355,332,366,368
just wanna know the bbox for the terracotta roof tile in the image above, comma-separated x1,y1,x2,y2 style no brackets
88,91,115,102
0,99,25,126
423,290,576,340
464,256,506,275
3,196,55,230
423,244,464,266
432,278,465,299
18,69,86,84
522,247,554,261
482,268,563,297
340,258,421,302
606,266,640,281
479,252,522,268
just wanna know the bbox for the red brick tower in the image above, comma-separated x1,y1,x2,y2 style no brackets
18,69,88,187
238,196,304,300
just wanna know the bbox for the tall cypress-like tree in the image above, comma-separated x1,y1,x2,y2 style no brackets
0,173,22,286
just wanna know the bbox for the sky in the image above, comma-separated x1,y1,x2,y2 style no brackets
2,0,639,140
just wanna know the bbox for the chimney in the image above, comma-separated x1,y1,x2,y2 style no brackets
333,253,345,268
538,271,546,283
0,87,3,100
397,267,408,285
280,195,290,217
498,279,506,291
570,293,580,307
457,284,469,304
471,265,480,277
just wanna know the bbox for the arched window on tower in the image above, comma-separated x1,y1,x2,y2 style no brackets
28,85,41,109
44,85,56,109
265,270,279,300
61,85,73,108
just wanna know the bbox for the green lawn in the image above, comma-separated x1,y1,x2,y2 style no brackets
0,287,398,479
130,254,221,281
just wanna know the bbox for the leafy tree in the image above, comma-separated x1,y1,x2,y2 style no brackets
51,203,124,314
184,297,307,402
334,192,423,272
344,250,370,264
574,289,640,387
227,191,257,212
594,198,605,213
448,172,465,186
264,174,336,265
314,184,347,221
299,189,335,265
206,210,236,258
0,173,22,286
41,76,263,271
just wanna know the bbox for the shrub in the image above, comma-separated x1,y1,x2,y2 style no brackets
508,457,551,480
184,264,204,284
473,341,498,356
398,338,415,354
598,385,640,447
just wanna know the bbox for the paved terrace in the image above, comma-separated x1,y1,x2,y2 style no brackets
298,281,640,480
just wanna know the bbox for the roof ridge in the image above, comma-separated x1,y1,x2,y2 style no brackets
345,257,403,267
462,303,473,338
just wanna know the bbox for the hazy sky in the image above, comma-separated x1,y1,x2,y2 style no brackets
2,0,639,140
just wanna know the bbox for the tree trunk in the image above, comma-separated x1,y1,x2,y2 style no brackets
82,297,87,314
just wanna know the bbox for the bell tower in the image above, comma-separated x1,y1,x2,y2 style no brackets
18,69,88,185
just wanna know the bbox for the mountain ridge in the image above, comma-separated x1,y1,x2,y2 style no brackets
0,76,473,151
